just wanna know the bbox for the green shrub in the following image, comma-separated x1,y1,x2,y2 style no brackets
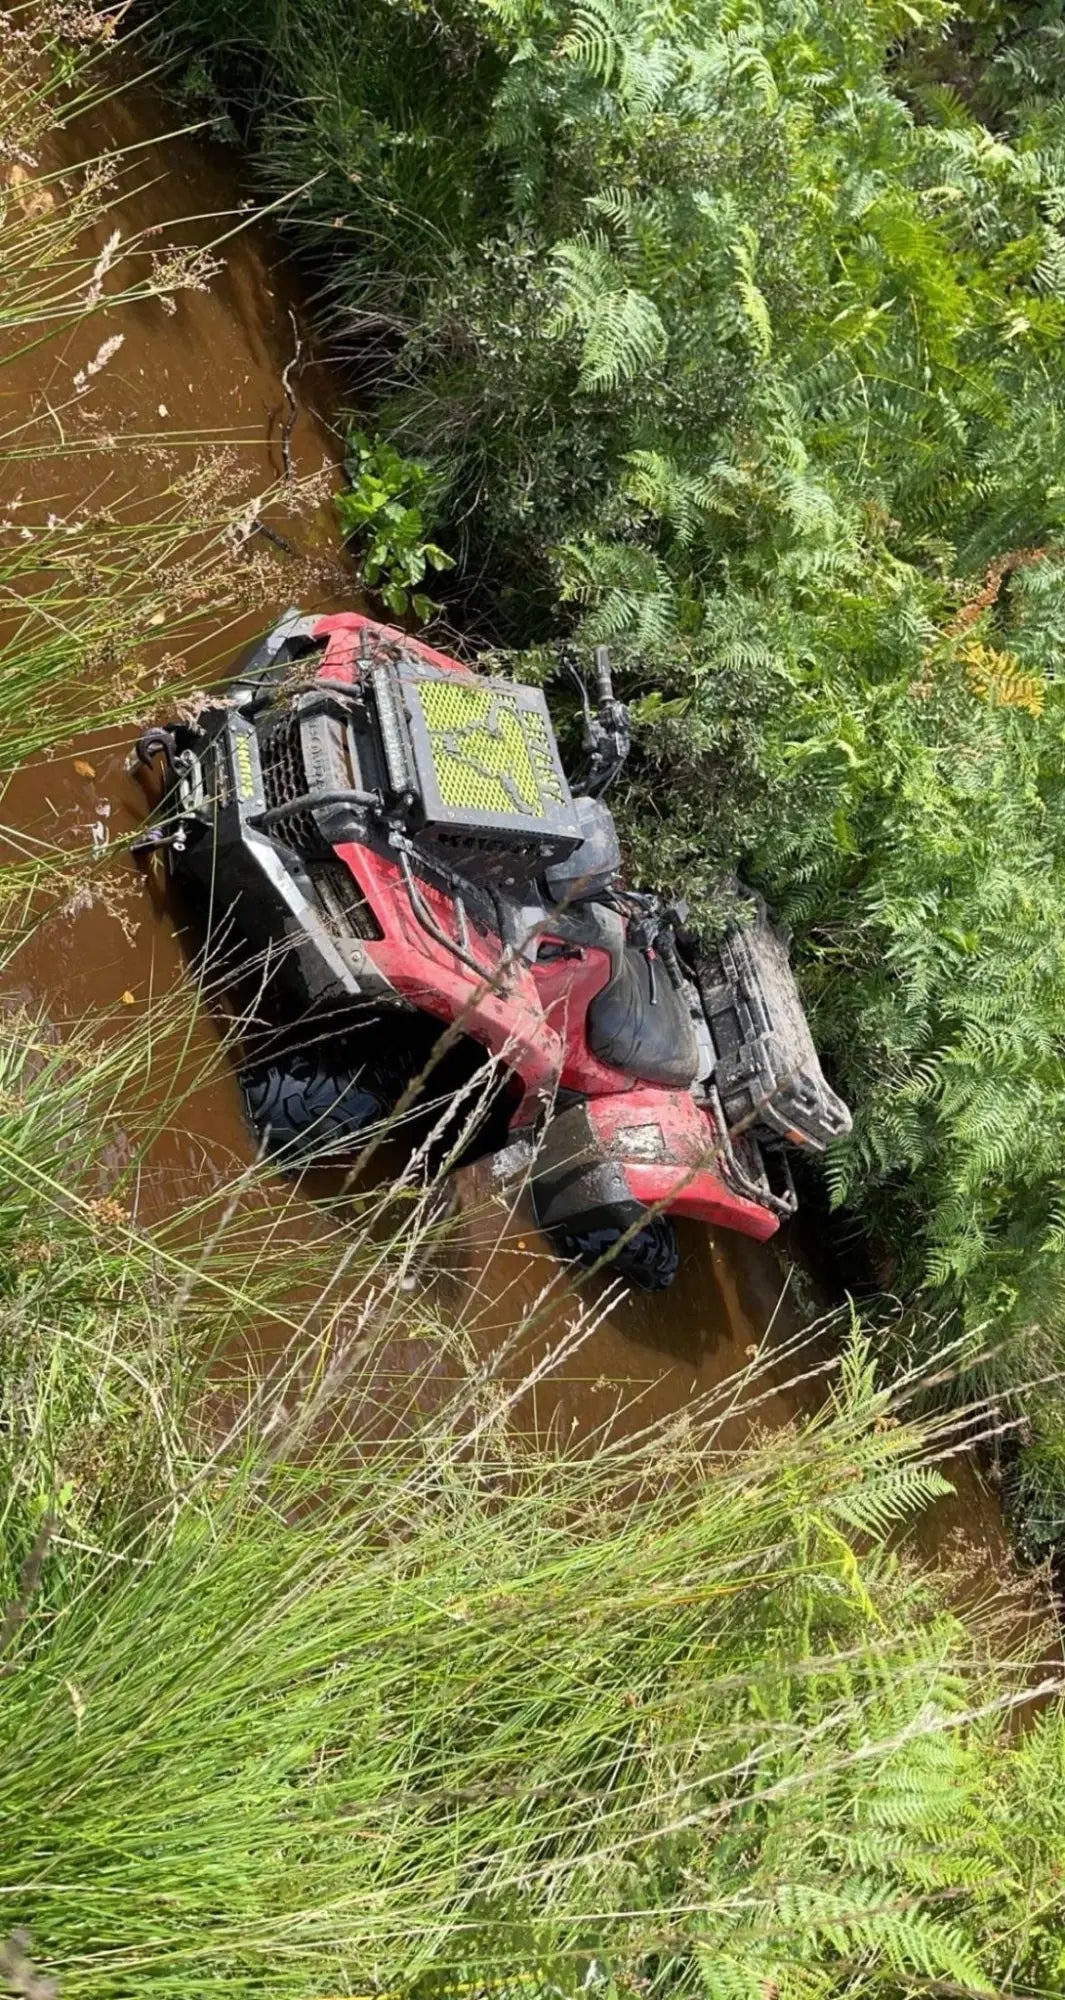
337,429,454,617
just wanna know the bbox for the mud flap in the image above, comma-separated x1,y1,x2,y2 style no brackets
529,1101,649,1241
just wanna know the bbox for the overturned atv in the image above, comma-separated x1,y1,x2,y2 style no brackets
132,610,851,1290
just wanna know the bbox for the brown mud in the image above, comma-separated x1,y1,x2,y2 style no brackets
0,74,1022,1588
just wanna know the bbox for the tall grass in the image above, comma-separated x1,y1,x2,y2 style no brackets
0,3,340,767
4,1183,1065,2000
3,24,1065,2000
2,967,1064,1996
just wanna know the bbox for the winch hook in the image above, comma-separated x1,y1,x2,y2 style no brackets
133,726,179,776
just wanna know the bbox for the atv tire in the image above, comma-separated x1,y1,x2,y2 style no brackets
241,1054,387,1163
558,1215,680,1292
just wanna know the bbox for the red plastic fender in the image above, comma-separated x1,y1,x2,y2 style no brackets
585,1088,780,1241
336,842,564,1118
530,941,634,1096
312,611,473,682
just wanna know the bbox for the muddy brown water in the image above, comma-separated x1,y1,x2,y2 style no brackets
0,75,1021,1588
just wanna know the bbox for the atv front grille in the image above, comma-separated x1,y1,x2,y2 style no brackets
397,664,582,872
416,679,567,820
258,708,327,857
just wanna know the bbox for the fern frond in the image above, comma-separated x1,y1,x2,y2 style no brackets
730,222,773,356
961,640,1047,715
550,236,667,388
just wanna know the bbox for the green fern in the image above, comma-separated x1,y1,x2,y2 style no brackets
550,236,668,389
622,448,747,537
730,222,773,356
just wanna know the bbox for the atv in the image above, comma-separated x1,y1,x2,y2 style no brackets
132,609,851,1291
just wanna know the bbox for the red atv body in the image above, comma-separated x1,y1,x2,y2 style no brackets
134,609,850,1290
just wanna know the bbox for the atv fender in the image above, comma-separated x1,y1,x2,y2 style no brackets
531,1092,780,1244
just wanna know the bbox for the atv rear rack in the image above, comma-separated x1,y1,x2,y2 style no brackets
707,1082,798,1222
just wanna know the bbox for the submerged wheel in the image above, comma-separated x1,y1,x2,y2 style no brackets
241,1054,388,1163
558,1215,680,1292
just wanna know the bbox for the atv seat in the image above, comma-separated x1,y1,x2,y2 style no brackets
587,946,700,1089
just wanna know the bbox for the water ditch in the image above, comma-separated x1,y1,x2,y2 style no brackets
0,70,1020,1594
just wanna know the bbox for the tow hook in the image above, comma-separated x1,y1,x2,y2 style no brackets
133,726,181,775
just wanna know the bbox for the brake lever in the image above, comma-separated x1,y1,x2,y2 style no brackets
559,647,594,728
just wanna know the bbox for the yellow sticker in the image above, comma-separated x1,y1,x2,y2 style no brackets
233,736,256,802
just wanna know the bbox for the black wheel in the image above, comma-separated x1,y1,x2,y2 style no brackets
558,1215,680,1292
241,1054,387,1163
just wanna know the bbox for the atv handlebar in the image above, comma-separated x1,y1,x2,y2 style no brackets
585,645,631,797
560,644,632,798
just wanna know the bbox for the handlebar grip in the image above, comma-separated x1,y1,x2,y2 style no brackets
593,645,614,705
